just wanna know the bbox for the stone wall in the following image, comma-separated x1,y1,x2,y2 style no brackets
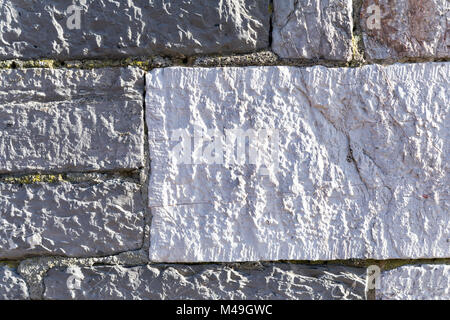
0,0,448,300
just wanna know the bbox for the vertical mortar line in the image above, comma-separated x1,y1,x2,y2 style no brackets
269,0,274,48
352,0,366,62
140,67,152,261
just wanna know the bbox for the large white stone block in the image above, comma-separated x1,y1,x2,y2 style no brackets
146,63,449,262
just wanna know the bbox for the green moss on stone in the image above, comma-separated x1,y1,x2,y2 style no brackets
64,58,153,70
1,174,65,184
0,60,12,68
0,57,154,71
21,59,59,68
347,35,365,67
279,258,450,271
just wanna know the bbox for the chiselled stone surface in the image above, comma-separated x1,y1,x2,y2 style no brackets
0,0,270,60
360,0,450,60
0,178,145,259
377,264,450,300
146,63,449,262
272,0,353,61
0,266,28,300
0,67,144,173
43,263,365,300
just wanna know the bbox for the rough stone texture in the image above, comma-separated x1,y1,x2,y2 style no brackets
377,264,450,300
272,0,353,61
0,266,29,300
17,250,150,300
146,63,449,262
43,263,365,300
360,0,450,61
0,67,144,174
0,178,145,259
0,0,270,60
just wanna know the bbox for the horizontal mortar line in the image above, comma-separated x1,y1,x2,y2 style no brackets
3,258,450,264
0,171,143,183
0,168,142,177
0,57,449,70
0,248,146,263
15,258,446,268
146,258,450,264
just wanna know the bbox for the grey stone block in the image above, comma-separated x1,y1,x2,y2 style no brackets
272,0,353,61
360,0,449,60
0,67,144,173
0,266,29,300
0,0,270,60
43,263,366,300
0,178,145,259
377,264,449,300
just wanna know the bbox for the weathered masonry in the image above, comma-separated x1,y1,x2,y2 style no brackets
0,0,448,300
